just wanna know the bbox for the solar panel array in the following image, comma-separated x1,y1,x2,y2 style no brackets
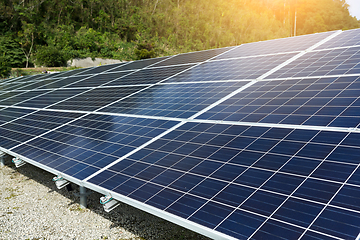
1,28,360,239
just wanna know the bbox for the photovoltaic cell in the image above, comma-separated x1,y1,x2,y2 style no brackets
0,82,35,91
64,71,134,88
101,81,250,118
17,79,62,90
216,31,335,59
48,86,145,111
55,68,92,78
0,110,83,149
267,46,360,79
11,114,179,180
38,76,90,89
0,107,34,125
104,65,195,86
87,122,360,239
165,53,297,82
0,90,49,106
106,57,169,72
197,76,360,128
316,28,360,50
151,47,234,67
17,89,86,109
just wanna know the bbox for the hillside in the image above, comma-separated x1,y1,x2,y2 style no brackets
0,0,359,77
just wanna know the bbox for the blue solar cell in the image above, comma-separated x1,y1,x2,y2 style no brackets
65,71,134,88
213,184,254,207
210,164,246,182
280,157,320,176
166,194,207,219
189,178,228,199
234,168,273,187
241,191,286,217
310,206,360,239
311,161,356,182
166,53,296,83
293,179,341,203
129,183,163,203
316,28,360,50
152,47,233,67
267,47,360,79
262,173,304,195
12,114,179,180
0,107,34,125
301,231,338,240
18,89,85,108
252,219,304,240
273,198,323,228
0,90,49,106
104,65,194,86
217,31,335,59
326,145,360,164
196,76,360,127
189,201,234,229
101,81,249,118
216,209,265,239
331,185,360,212
146,188,183,210
48,86,145,111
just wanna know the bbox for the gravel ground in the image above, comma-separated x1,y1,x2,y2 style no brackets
0,156,211,240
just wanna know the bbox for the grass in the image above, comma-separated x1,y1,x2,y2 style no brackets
9,66,81,78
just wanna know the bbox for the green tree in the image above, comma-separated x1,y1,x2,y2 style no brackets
0,35,26,67
0,56,11,79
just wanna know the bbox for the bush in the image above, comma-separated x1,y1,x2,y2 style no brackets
0,56,11,79
134,43,156,60
35,46,67,67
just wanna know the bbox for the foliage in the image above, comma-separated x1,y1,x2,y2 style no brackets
0,0,358,68
0,56,11,79
0,35,26,67
35,46,67,67
135,42,157,59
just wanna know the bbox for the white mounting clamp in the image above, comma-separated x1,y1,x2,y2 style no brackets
12,157,26,168
100,195,120,212
52,175,70,189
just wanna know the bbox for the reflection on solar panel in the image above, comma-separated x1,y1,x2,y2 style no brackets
166,53,297,82
1,28,360,240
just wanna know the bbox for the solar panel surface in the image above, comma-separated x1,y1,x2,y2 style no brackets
1,29,360,240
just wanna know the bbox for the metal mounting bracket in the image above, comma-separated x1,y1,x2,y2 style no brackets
52,175,70,189
12,157,26,168
0,151,5,167
100,195,120,212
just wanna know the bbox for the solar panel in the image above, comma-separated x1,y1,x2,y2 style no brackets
197,76,360,127
315,28,360,50
103,64,196,86
101,81,250,118
216,31,336,59
10,113,179,181
47,86,146,111
0,90,49,106
63,71,134,88
267,47,360,79
151,47,234,67
166,53,297,82
1,28,360,240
